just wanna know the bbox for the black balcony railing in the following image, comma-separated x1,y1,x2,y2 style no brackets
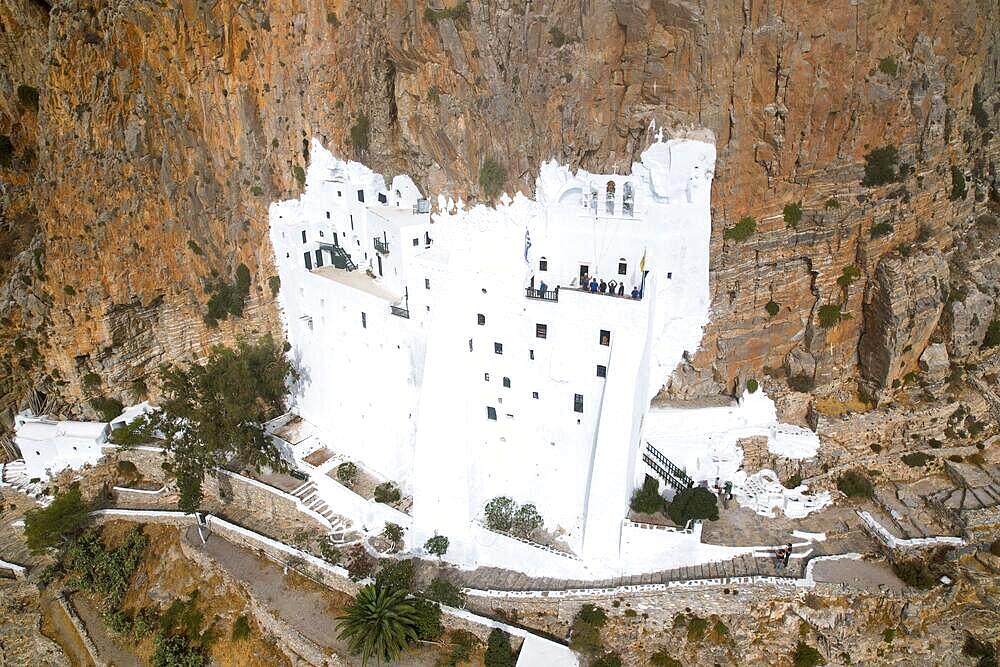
525,287,558,302
390,305,410,319
373,238,390,255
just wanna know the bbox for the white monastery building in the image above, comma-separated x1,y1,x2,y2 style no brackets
269,134,726,567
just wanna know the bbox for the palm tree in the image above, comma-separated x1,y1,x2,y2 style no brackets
336,583,420,665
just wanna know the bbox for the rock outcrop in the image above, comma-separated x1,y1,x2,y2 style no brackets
0,0,997,420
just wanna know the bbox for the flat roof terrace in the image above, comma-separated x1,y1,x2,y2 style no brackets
367,206,430,229
311,265,401,302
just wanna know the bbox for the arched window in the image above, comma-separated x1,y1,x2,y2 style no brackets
539,256,548,272
589,187,598,212
618,258,627,275
605,180,616,214
623,182,634,216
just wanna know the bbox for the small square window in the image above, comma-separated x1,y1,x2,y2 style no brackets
319,230,324,237
357,189,365,202
326,211,330,219
596,364,607,378
477,313,486,325
494,342,503,355
532,391,539,399
574,394,584,413
529,349,535,360
502,377,511,388
413,238,419,246
536,323,547,339
667,272,673,279
618,261,627,275
425,278,430,289
485,373,490,381
469,339,473,352
301,230,307,243
361,312,367,329
600,330,611,346
539,258,548,271
487,407,497,420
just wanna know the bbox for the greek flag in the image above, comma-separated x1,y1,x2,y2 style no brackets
524,229,532,262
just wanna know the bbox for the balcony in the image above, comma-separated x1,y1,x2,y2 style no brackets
525,286,558,302
373,238,390,255
390,304,410,319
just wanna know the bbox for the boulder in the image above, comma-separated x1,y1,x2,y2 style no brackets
947,286,995,357
918,343,950,381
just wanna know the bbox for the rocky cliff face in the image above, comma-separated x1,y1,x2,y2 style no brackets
0,0,998,424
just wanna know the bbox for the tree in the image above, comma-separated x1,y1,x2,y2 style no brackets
783,201,803,229
479,158,507,199
336,461,358,485
373,481,401,504
861,145,899,186
108,415,156,447
345,544,378,581
484,496,516,532
666,487,719,525
337,584,420,666
382,522,404,552
723,216,756,242
424,535,449,557
484,628,516,667
511,503,543,538
24,486,90,553
792,641,826,667
425,576,465,607
836,470,873,498
411,598,443,641
374,559,414,593
155,336,295,512
630,477,665,514
569,604,607,657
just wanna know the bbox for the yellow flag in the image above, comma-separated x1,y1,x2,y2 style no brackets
639,248,647,272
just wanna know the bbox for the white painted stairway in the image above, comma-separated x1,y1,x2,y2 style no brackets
290,480,356,544
0,459,52,506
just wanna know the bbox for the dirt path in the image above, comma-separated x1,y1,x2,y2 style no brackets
70,595,143,667
40,594,93,667
810,558,907,593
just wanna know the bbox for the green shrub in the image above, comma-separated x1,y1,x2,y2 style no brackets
592,652,622,667
630,477,665,514
64,526,148,609
24,486,90,553
336,461,358,485
251,185,263,196
651,649,682,666
424,2,470,24
962,633,997,665
373,481,401,504
411,598,443,641
485,627,515,667
836,265,861,288
896,242,913,257
783,201,803,228
152,591,214,667
484,496,516,531
426,576,465,607
231,614,251,641
836,470,873,498
382,523,404,552
901,452,932,467
0,135,12,167
686,615,708,642
109,415,155,447
983,320,1000,349
445,629,479,665
765,300,780,317
723,216,756,242
667,487,719,525
877,56,898,76
90,397,124,422
424,535,449,557
862,145,899,186
293,165,306,187
792,641,826,667
17,84,39,111
267,275,280,297
349,113,370,152
817,304,842,328
569,604,607,656
479,158,506,199
549,26,574,47
882,627,896,643
870,220,894,238
746,378,759,393
950,166,967,200
426,85,441,104
344,544,377,581
892,559,936,589
203,264,252,327
375,558,414,593
971,84,990,129
81,372,101,390
187,240,204,255
824,197,840,209
318,537,341,565
784,474,803,489
511,503,543,538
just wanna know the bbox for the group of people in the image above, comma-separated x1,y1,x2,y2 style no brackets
581,274,641,300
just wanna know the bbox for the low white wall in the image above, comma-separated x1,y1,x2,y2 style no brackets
857,511,965,550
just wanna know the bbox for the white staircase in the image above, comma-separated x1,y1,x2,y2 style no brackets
291,480,356,544
0,459,52,506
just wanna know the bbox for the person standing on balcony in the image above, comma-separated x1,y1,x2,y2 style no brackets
590,278,599,293
618,282,625,297
631,286,640,299
599,280,607,294
538,280,547,296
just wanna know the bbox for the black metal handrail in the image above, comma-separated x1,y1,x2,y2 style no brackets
525,287,558,302
390,305,410,319
373,238,390,255
643,442,693,493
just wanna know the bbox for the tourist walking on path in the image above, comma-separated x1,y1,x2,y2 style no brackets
618,282,625,297
590,278,599,293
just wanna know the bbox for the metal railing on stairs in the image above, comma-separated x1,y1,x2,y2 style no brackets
642,442,693,493
320,243,357,271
